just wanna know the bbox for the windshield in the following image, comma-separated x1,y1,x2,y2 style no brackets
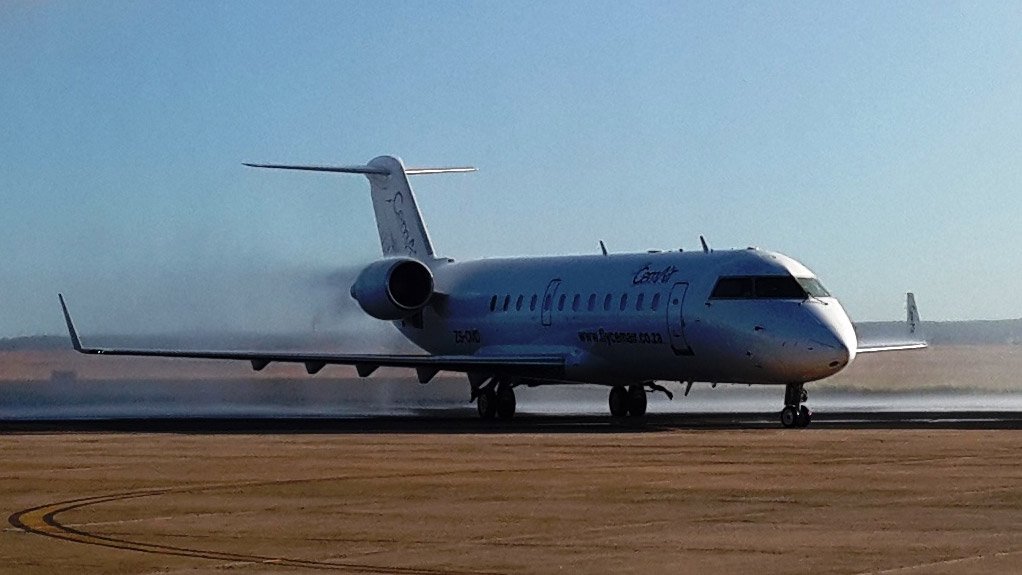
710,276,808,300
796,277,831,298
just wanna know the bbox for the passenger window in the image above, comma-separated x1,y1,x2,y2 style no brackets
516,295,524,311
530,294,538,311
557,294,566,311
651,293,661,311
502,295,510,311
489,295,497,312
711,277,754,299
572,294,580,312
587,294,596,311
604,294,612,311
619,294,628,311
635,293,645,311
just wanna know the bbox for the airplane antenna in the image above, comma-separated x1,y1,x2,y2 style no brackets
699,236,710,253
599,240,608,256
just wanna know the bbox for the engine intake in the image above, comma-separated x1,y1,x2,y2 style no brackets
350,258,434,320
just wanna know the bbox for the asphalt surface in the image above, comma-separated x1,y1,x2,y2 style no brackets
4,410,1022,433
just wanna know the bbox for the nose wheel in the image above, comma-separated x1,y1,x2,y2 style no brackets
781,383,812,428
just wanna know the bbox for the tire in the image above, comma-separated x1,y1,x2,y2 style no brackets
627,385,647,417
477,388,497,420
796,405,812,428
496,385,516,419
780,405,799,428
608,386,629,417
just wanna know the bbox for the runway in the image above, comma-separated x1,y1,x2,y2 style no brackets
5,424,1022,574
4,409,1022,433
5,385,1022,574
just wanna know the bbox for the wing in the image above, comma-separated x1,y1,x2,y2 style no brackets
58,295,564,383
854,292,927,354
856,341,928,354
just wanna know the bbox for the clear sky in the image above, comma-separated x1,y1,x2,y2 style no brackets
1,1,1020,337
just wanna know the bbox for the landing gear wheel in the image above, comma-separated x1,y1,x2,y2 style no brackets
609,386,629,417
477,388,497,420
780,405,799,428
796,405,812,428
627,385,647,417
496,384,516,419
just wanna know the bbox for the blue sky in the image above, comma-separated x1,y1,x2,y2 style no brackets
1,1,1020,337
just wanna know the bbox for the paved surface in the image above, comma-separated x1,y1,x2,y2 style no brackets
4,410,1022,433
3,414,1022,574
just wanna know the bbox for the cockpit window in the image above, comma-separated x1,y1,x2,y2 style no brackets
797,277,831,298
754,276,807,299
711,276,809,300
710,277,754,298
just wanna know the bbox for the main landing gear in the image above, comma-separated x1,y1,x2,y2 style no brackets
476,379,516,420
781,383,812,428
608,385,647,418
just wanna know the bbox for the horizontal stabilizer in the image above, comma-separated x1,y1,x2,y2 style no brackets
404,167,477,175
243,163,475,177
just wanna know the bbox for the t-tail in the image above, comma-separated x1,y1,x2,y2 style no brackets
243,156,475,261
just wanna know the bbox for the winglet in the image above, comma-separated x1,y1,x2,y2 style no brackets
907,292,920,336
57,293,83,352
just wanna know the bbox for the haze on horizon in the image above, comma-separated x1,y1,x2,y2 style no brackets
2,2,1021,338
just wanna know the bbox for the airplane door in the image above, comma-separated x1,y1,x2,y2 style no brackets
541,279,562,326
667,282,694,355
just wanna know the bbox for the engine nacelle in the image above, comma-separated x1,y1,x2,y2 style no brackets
350,258,434,320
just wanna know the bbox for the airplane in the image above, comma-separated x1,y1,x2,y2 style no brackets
58,155,926,428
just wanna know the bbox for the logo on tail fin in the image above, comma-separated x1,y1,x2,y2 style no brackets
386,191,418,256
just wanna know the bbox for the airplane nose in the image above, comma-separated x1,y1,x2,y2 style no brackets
816,332,851,371
813,309,857,373
789,304,857,380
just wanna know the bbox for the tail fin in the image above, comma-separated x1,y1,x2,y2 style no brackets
244,156,475,261
365,155,436,259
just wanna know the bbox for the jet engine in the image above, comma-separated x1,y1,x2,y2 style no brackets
350,258,435,320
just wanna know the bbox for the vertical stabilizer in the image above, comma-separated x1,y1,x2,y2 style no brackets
366,156,435,260
243,155,475,261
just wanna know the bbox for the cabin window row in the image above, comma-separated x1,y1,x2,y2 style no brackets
488,292,663,313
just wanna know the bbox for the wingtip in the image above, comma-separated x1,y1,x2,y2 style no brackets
57,293,83,352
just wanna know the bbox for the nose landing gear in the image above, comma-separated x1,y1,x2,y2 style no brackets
781,383,812,428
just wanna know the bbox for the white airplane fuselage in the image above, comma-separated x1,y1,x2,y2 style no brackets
62,154,923,427
392,248,857,388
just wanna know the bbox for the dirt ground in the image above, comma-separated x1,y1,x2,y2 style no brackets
3,430,1022,575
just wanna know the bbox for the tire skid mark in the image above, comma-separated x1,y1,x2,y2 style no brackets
8,464,623,573
8,480,499,575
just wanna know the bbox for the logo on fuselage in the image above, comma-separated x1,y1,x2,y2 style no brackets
632,264,678,285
